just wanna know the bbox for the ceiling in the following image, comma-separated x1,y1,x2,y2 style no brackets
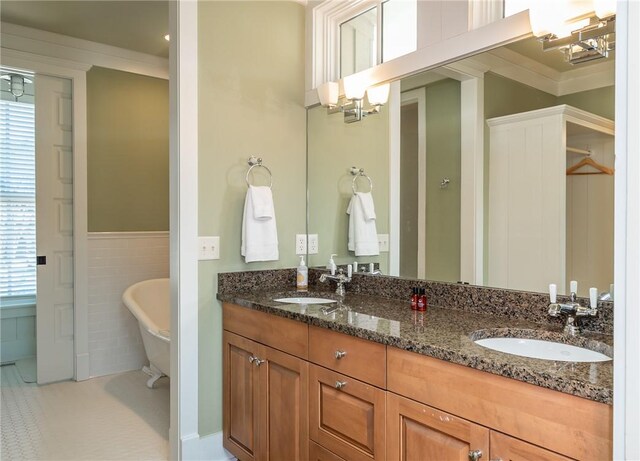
0,1,169,58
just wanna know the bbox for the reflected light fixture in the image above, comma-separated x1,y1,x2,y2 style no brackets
0,73,33,101
530,0,616,65
164,34,170,41
317,77,390,123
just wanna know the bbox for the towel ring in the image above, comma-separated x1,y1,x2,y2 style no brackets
350,167,373,194
246,156,273,188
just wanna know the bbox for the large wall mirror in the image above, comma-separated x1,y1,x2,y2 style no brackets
307,35,614,298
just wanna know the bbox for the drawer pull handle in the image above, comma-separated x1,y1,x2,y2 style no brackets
335,381,347,389
468,450,483,461
249,356,265,366
335,350,347,359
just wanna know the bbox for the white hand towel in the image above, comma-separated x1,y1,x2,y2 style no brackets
346,193,379,256
250,185,274,219
356,192,376,221
241,186,279,263
347,196,355,252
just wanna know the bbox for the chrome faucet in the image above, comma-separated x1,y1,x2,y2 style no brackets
548,282,598,336
319,268,351,296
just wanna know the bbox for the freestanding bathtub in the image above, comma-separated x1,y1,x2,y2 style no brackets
122,278,170,388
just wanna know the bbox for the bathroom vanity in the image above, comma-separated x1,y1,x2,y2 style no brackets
219,274,612,461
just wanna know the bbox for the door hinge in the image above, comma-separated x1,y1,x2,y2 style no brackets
37,255,47,265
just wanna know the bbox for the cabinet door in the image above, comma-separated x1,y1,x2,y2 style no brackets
386,392,489,461
223,331,263,461
490,432,575,461
309,364,386,461
262,345,309,461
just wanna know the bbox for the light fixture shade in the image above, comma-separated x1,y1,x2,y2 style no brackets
317,81,339,107
9,74,25,98
529,0,594,37
343,75,367,100
593,0,616,18
367,83,390,106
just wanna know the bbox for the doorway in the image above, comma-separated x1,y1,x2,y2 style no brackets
0,69,75,385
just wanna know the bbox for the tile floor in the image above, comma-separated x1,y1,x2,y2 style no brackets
1,365,169,460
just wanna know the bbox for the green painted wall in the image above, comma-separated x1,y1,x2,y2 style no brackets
307,103,390,272
198,1,306,436
424,79,461,282
557,86,615,120
87,66,169,232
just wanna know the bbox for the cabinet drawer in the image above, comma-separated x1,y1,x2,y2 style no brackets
309,441,345,461
309,364,386,461
309,326,386,388
387,347,612,460
223,303,308,359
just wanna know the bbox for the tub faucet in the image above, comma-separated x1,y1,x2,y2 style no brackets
547,282,598,336
319,268,351,296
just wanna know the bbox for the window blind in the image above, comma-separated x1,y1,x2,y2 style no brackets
0,99,36,299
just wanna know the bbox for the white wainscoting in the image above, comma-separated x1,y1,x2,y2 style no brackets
87,232,169,378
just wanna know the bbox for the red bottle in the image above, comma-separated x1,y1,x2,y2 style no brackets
410,288,418,310
417,288,427,312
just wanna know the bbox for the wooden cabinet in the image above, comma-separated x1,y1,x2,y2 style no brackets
223,330,308,461
490,432,575,461
309,441,345,461
223,303,611,461
309,326,386,388
386,392,489,461
387,347,612,460
309,364,386,461
223,331,261,460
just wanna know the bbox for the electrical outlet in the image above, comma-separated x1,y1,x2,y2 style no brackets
377,234,389,252
308,234,319,254
295,234,307,255
198,236,220,260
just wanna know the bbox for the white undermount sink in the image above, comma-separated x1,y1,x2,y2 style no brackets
273,297,337,304
474,337,612,362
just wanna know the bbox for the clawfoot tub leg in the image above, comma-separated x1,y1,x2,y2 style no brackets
142,364,166,388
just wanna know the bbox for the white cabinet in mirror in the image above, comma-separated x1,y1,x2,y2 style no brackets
307,36,615,297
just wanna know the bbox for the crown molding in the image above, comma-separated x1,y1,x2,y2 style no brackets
475,45,614,96
0,22,169,79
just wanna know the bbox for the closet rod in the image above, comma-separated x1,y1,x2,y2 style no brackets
566,146,591,155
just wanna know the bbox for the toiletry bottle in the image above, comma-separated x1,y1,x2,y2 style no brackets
417,288,426,312
297,256,308,292
411,288,418,310
327,254,337,276
418,288,427,312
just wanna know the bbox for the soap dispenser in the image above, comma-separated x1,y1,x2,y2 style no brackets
297,256,308,292
327,254,337,275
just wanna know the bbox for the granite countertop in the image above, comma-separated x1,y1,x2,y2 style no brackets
218,289,613,404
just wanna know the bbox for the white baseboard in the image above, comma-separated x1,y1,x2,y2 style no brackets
198,431,234,460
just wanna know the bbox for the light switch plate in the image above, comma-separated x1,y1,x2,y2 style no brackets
378,234,389,252
199,236,220,260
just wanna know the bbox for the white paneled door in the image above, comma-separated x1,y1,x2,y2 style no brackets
35,74,74,384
